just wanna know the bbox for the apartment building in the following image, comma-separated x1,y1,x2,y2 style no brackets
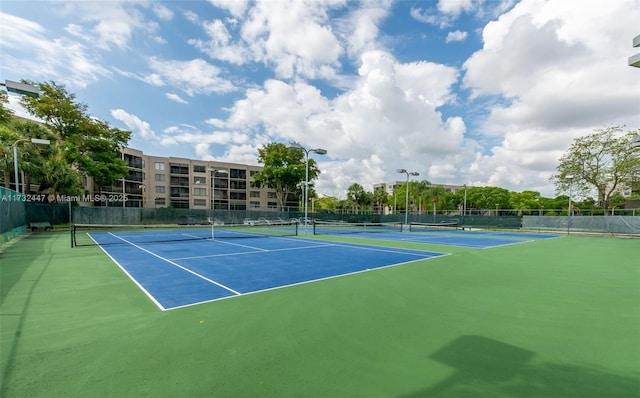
373,181,464,196
86,147,295,210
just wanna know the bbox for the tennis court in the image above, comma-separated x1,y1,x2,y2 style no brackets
83,226,447,310
312,221,560,248
2,231,638,397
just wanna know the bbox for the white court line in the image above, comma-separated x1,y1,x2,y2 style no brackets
172,242,337,261
325,242,444,258
165,252,451,311
95,242,168,311
107,232,241,296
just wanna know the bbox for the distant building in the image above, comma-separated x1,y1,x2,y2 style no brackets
84,147,298,210
629,34,640,68
373,181,465,214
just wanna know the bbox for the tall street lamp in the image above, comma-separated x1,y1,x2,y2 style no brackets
397,169,419,227
289,143,327,234
463,184,467,217
12,138,50,194
566,175,574,234
208,167,228,211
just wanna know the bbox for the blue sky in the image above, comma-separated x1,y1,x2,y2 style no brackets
1,0,639,199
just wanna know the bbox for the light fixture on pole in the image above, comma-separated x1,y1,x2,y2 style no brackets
12,138,51,194
397,169,419,227
288,143,327,234
1,80,40,98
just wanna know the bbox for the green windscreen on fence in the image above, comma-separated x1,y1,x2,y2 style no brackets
522,215,640,235
1,187,27,244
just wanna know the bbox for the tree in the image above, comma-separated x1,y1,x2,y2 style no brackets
346,183,370,214
509,190,543,215
371,187,389,214
0,91,14,124
465,186,510,214
0,117,57,191
0,124,18,188
251,142,321,209
315,196,341,211
551,126,640,209
19,81,131,192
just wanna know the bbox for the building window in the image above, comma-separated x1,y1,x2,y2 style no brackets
155,174,165,182
155,198,166,206
170,187,189,197
194,187,207,196
170,176,189,186
229,169,246,179
170,200,189,209
154,162,165,170
267,192,277,199
155,186,165,193
230,180,247,189
193,199,207,206
230,192,246,200
170,164,189,174
249,201,260,208
193,176,206,185
267,202,278,209
250,191,260,198
193,165,206,173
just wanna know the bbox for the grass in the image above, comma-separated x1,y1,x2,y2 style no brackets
1,231,639,397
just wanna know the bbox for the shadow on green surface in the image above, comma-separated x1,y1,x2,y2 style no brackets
401,335,639,398
0,233,55,305
0,233,55,398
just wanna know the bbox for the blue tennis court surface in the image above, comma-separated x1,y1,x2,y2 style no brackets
95,233,446,311
314,228,560,248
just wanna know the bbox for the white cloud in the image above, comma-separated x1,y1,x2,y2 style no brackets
152,4,174,21
208,0,251,17
56,2,155,50
338,3,391,59
188,18,250,65
438,0,473,16
240,0,345,79
165,93,189,104
111,109,156,140
221,49,462,193
409,7,453,29
446,30,468,43
460,0,640,195
146,57,236,95
0,12,111,88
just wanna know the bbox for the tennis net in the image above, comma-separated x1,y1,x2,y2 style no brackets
313,221,402,235
73,222,298,247
409,222,458,232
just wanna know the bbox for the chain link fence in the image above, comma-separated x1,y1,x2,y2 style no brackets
1,187,26,244
523,216,640,235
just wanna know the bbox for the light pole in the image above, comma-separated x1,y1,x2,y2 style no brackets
566,175,574,234
138,185,145,208
12,138,50,194
397,169,419,227
463,184,467,217
289,143,327,234
208,167,228,211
